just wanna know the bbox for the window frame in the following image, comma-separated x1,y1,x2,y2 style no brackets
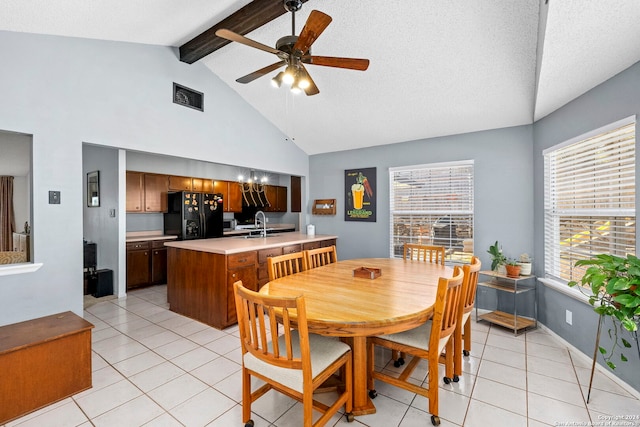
389,160,474,263
543,116,636,284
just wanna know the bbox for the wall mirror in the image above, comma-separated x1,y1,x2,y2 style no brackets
87,171,100,207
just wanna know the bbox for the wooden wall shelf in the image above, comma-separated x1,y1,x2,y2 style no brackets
312,199,336,215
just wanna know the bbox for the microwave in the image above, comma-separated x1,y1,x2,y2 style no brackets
223,219,237,231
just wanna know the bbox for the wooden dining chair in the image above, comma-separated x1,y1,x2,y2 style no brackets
393,243,446,368
304,245,337,269
403,243,446,265
233,281,354,427
453,256,482,379
267,251,307,281
366,267,465,426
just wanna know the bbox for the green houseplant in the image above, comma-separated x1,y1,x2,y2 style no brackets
504,258,521,278
487,241,507,271
568,254,640,369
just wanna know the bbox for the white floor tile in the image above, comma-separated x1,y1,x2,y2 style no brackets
7,400,87,427
63,285,640,427
168,388,236,427
91,395,165,427
527,392,590,425
147,374,209,410
74,379,142,419
128,361,186,393
463,399,527,427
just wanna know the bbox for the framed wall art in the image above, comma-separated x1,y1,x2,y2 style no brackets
345,167,376,222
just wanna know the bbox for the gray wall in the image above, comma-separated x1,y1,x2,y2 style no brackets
0,30,308,326
533,61,640,390
83,145,119,277
308,124,535,268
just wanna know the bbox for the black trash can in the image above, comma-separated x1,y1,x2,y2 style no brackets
91,269,113,298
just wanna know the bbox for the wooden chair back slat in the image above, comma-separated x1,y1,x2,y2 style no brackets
403,243,446,265
267,252,307,281
304,245,338,269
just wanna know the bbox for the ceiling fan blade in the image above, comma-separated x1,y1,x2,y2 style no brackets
298,64,319,96
236,61,287,84
292,10,332,56
302,55,370,71
215,29,282,55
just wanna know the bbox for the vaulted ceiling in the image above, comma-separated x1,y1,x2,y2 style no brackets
2,0,639,155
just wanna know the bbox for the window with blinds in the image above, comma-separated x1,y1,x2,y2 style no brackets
389,161,474,263
543,118,636,283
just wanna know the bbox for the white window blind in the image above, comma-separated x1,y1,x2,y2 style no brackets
544,118,636,283
389,161,474,263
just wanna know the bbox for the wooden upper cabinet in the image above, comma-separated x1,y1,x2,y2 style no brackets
126,171,144,212
227,181,243,212
263,185,287,212
264,185,277,212
192,178,213,193
214,180,242,212
276,186,287,212
144,174,168,212
168,175,192,191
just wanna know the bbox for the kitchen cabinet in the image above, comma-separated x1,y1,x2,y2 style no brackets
214,180,242,212
168,175,192,191
151,241,168,285
264,185,287,212
126,239,172,290
476,270,537,335
126,171,144,212
192,177,213,193
126,241,150,289
167,236,335,329
143,173,168,212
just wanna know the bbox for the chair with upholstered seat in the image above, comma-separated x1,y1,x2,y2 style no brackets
267,251,307,281
393,243,446,367
366,267,465,426
233,281,354,427
403,243,446,265
453,256,482,378
304,245,337,269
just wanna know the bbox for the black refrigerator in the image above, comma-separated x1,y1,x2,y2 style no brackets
164,192,224,239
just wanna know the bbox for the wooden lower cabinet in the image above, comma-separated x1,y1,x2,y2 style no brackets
126,240,171,290
167,238,333,329
0,312,93,424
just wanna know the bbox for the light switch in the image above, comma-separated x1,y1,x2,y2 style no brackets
49,191,61,204
109,209,116,218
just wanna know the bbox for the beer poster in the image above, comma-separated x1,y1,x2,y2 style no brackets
345,167,376,222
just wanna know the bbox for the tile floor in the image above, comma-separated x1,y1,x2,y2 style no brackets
4,284,640,427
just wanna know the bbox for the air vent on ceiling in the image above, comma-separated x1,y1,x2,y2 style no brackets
173,83,203,111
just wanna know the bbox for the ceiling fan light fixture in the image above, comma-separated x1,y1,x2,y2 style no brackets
283,65,296,85
297,77,310,89
271,71,284,88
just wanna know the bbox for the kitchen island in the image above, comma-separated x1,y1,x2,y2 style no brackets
165,233,337,329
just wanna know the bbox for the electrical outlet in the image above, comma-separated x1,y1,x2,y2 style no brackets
566,310,573,325
48,191,61,204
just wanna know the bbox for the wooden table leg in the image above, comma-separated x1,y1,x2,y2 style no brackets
350,336,377,415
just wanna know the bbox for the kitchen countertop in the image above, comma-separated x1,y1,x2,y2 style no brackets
164,232,337,255
126,231,178,243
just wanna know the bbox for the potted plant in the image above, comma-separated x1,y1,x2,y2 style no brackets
487,241,507,274
568,254,640,369
518,253,532,275
504,259,521,278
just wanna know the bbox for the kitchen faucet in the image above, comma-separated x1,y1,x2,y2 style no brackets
254,210,267,237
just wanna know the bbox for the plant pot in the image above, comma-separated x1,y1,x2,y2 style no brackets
496,264,507,275
505,265,521,278
517,262,532,275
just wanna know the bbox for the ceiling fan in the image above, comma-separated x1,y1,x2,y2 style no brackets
215,0,370,96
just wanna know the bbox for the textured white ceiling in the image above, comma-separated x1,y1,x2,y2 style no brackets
1,0,639,155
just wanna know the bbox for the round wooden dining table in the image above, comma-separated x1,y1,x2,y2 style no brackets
259,257,453,415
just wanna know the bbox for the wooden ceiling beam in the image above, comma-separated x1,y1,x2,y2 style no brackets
179,0,310,64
